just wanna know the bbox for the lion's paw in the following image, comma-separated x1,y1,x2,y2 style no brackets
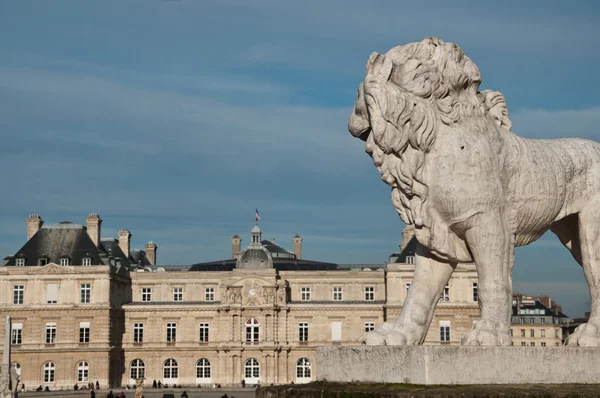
461,320,511,346
566,321,600,347
360,322,394,345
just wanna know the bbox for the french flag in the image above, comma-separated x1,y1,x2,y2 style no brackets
255,209,260,223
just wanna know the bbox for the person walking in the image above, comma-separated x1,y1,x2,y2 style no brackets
91,389,96,398
107,390,114,398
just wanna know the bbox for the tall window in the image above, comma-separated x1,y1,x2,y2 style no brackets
163,358,178,380
11,323,22,345
141,288,152,302
82,257,92,266
440,284,450,302
331,321,342,342
166,323,177,343
439,321,451,342
530,329,535,338
406,256,415,264
45,322,56,344
531,342,536,346
77,361,89,382
134,323,144,343
130,359,145,380
299,322,309,342
80,283,91,304
555,329,561,338
244,358,260,380
296,358,312,381
364,322,375,333
46,283,58,304
173,287,183,302
15,258,25,267
199,323,210,343
13,285,24,305
196,359,211,380
364,287,374,301
541,342,547,347
541,329,546,338
332,287,343,301
245,319,260,343
301,287,311,301
205,287,215,302
79,322,90,343
44,362,55,383
472,282,478,302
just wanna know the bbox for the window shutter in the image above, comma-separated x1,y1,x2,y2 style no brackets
331,321,342,341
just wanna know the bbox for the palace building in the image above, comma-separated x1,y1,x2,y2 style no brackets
0,213,566,389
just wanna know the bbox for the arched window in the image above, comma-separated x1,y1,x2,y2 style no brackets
296,358,312,383
244,358,260,384
196,359,211,381
163,358,178,381
130,359,145,380
77,361,89,382
245,319,260,343
44,362,55,383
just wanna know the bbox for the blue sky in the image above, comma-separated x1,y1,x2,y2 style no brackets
1,0,599,316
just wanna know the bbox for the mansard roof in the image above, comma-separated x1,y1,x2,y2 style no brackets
393,236,418,263
188,257,339,272
5,223,103,266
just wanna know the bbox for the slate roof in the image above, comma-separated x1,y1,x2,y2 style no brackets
261,240,295,258
188,257,339,272
6,223,104,266
393,236,418,263
5,222,151,267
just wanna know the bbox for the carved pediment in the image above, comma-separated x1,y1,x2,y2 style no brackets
29,263,77,275
225,277,277,306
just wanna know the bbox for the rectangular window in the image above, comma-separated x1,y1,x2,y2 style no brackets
364,287,374,301
440,284,450,302
199,323,210,343
166,322,177,343
79,321,90,343
205,287,215,302
80,283,91,304
510,329,513,336
38,258,48,266
530,329,535,338
332,287,343,301
439,320,451,342
301,287,311,301
82,257,92,266
45,323,56,344
406,256,415,264
46,283,58,304
531,342,535,346
299,322,309,342
541,329,546,338
331,321,342,342
521,342,526,346
59,258,69,266
555,329,560,338
364,322,375,333
472,282,478,302
133,323,144,343
15,258,25,267
141,288,152,302
13,285,24,305
11,323,22,345
541,342,546,347
173,287,183,302
520,329,525,337
541,318,546,324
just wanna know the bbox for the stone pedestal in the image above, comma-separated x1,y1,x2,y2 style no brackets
316,346,600,385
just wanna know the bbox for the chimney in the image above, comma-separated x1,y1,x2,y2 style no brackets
86,213,102,247
231,235,242,259
293,234,303,260
400,224,415,252
118,229,132,258
26,214,43,240
145,241,157,265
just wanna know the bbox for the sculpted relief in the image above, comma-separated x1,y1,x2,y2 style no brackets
225,278,281,306
350,37,600,346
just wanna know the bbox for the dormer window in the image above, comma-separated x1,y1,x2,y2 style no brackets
15,258,25,267
38,258,48,266
406,256,415,264
60,257,70,266
82,258,92,266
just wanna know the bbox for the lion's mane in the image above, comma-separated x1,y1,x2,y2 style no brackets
362,37,513,227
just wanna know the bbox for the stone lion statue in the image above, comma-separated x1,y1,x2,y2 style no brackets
349,37,600,346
